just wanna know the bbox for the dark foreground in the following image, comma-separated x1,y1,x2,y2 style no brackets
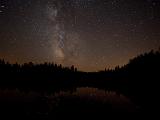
0,87,141,118
0,50,159,118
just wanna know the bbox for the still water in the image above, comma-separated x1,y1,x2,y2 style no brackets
50,87,138,113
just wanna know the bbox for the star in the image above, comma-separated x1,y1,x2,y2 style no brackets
0,0,160,71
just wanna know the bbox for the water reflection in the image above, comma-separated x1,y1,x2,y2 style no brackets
0,87,139,117
50,87,137,113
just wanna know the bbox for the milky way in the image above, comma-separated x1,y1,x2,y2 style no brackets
45,1,86,66
0,0,160,71
46,4,65,61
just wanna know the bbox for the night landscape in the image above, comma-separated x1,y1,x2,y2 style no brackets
0,0,160,118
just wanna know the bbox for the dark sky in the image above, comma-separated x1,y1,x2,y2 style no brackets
0,0,160,71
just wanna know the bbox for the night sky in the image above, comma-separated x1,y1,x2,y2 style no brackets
0,0,160,71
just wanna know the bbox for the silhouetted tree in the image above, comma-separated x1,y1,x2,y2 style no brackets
0,49,159,113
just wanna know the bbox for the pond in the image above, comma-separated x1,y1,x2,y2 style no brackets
0,87,140,118
48,87,139,114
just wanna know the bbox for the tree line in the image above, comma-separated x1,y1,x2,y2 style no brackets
0,49,160,111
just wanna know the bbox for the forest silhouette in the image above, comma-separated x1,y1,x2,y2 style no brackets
0,49,160,117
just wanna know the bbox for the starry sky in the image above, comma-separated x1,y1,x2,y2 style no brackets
0,0,160,71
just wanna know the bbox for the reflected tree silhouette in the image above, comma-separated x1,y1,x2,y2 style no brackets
0,49,159,116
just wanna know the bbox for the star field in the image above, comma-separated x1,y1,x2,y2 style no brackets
0,0,160,71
